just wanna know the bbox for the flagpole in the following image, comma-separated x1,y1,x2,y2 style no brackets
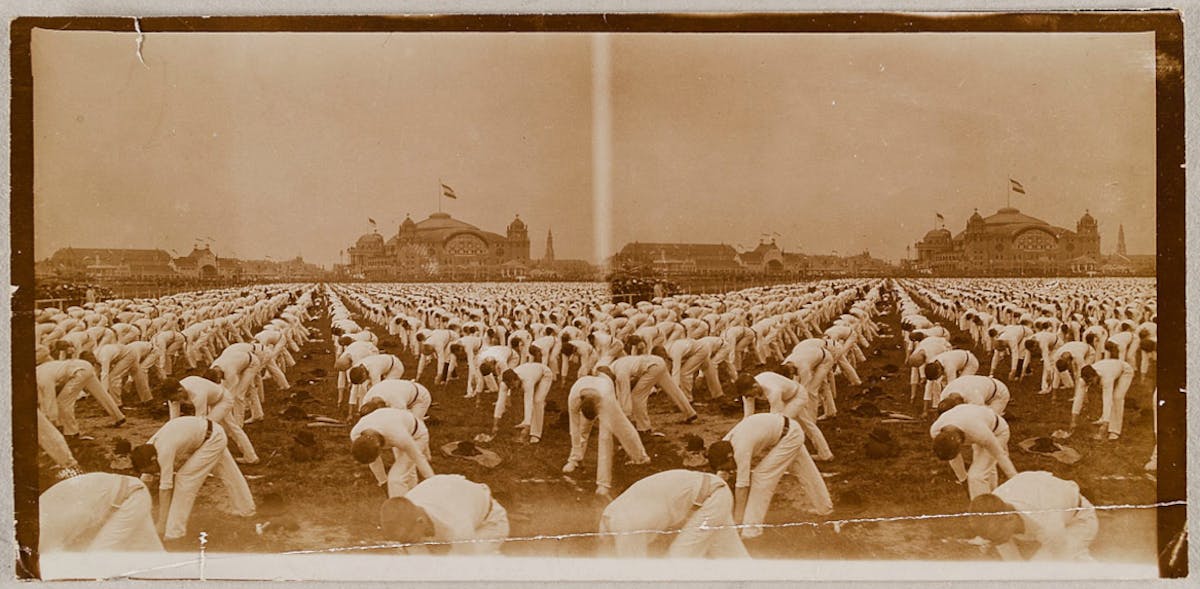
437,177,442,214
1007,177,1011,209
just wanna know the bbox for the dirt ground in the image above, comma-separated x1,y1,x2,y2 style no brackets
51,283,1158,562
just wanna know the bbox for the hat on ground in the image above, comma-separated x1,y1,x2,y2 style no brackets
440,441,502,468
1018,436,1082,464
682,434,706,453
280,405,309,420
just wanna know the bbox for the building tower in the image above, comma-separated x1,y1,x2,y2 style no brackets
1076,210,1101,256
544,228,555,262
505,215,530,261
1117,224,1127,256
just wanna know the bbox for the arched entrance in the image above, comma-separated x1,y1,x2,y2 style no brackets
200,264,218,278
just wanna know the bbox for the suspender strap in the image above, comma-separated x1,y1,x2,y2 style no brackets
992,413,1001,433
204,418,214,440
779,415,791,442
984,379,998,404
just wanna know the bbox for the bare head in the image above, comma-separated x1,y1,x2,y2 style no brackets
351,431,384,464
379,497,434,544
968,493,1022,545
932,428,964,460
706,440,735,472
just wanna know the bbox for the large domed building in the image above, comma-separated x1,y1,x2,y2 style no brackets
345,212,531,279
913,207,1101,275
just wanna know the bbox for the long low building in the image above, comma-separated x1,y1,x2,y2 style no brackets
608,240,896,277
39,246,325,283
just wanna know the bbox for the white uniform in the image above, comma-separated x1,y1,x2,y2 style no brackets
724,413,832,538
350,408,434,497
930,404,1018,499
1085,359,1136,437
742,371,833,461
507,362,556,440
990,471,1098,561
599,470,748,558
149,417,256,540
564,375,649,494
40,473,163,553
361,380,432,422
401,474,508,555
941,375,1010,416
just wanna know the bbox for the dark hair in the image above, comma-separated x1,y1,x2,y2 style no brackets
339,335,354,347
932,430,962,460
909,331,926,343
968,493,1019,543
348,365,368,385
1080,365,1098,382
1140,338,1157,352
579,396,599,420
936,394,964,414
130,444,158,473
735,374,757,397
379,497,427,543
202,367,224,383
1024,339,1039,352
923,362,942,381
706,440,735,470
1055,357,1070,372
155,378,183,400
351,433,382,464
595,365,616,382
359,398,388,417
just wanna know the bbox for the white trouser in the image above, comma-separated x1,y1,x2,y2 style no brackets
164,424,255,540
742,424,832,537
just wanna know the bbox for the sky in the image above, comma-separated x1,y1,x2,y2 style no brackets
608,33,1157,261
32,31,593,266
33,30,1156,266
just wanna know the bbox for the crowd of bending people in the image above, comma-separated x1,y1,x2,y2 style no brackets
32,277,1157,562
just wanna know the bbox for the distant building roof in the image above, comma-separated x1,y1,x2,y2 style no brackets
618,242,739,260
50,247,173,265
385,212,506,245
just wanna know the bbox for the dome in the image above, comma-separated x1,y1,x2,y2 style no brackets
507,215,527,232
982,207,1049,226
356,232,384,249
401,215,416,230
923,228,952,242
415,212,478,232
1078,211,1097,226
968,210,984,224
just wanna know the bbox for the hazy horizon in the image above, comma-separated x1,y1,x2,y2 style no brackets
33,30,1157,266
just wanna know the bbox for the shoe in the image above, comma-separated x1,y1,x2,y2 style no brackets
235,457,260,465
111,418,126,428
562,462,577,473
683,414,699,424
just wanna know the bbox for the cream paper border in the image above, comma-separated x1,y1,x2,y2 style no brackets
2,1,1197,586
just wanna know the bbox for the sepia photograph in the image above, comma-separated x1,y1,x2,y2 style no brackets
7,11,1188,583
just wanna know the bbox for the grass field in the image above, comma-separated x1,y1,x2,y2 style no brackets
52,283,1158,563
